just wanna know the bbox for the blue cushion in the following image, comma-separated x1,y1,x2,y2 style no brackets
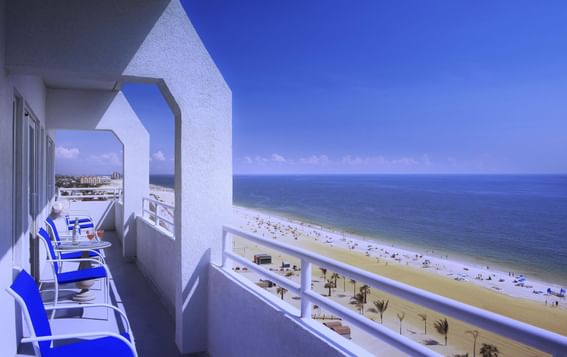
57,266,107,285
45,332,134,357
10,270,52,353
60,250,100,260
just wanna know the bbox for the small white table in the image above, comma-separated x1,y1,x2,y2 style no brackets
57,240,112,302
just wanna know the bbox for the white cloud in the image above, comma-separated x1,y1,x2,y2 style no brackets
391,157,418,166
89,152,121,166
239,153,433,172
152,150,166,161
299,154,330,165
271,153,286,162
55,146,80,159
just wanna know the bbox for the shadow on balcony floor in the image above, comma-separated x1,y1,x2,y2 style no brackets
103,231,183,357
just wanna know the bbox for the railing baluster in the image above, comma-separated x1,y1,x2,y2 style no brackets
222,230,232,270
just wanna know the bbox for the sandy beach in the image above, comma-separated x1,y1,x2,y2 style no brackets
150,185,567,356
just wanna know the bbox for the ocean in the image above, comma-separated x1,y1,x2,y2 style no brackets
152,174,567,285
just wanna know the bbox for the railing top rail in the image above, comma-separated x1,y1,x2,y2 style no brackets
59,187,122,191
223,224,567,356
142,197,175,210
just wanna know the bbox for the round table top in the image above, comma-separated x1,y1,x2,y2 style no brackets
57,240,112,250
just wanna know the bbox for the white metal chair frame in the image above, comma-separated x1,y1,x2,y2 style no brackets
6,282,137,357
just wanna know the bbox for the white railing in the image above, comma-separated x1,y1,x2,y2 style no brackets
142,197,174,236
57,187,123,201
222,225,567,357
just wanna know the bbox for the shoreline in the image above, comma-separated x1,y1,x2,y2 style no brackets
234,203,567,288
232,204,566,307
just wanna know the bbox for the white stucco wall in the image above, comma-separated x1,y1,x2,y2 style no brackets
122,4,232,352
208,266,353,357
136,217,177,315
47,89,149,258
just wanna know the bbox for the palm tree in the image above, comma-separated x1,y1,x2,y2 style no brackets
418,313,427,335
360,284,371,303
479,343,499,357
465,330,479,357
331,272,340,286
276,286,287,300
350,279,357,297
434,318,449,346
319,267,327,280
350,292,365,314
396,312,405,335
372,299,389,323
324,279,335,297
342,275,346,292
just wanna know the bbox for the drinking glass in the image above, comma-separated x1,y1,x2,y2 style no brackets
86,230,95,241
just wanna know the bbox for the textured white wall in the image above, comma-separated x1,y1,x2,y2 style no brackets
208,266,350,357
136,217,177,315
47,89,149,258
122,3,232,353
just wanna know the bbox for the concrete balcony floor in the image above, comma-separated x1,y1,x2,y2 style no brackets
18,204,183,356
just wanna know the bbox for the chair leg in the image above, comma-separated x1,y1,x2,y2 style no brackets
105,277,109,320
50,281,59,322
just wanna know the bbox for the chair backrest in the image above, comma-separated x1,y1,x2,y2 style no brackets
38,227,59,273
45,217,62,243
65,215,94,232
7,269,52,355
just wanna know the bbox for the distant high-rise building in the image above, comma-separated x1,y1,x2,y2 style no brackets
111,171,122,180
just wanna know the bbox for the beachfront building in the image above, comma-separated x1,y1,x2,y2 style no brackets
1,1,566,357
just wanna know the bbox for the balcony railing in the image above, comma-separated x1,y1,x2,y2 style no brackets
142,197,175,236
57,187,123,201
222,225,567,357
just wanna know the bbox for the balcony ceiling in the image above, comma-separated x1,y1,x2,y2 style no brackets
44,75,119,91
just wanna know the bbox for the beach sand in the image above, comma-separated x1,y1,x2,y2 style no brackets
150,186,567,356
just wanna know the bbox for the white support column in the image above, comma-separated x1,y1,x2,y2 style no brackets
301,259,312,319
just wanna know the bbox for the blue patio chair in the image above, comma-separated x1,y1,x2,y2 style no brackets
38,228,110,320
7,269,137,357
45,217,105,264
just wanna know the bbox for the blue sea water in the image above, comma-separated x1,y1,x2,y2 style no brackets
152,174,567,285
150,174,175,189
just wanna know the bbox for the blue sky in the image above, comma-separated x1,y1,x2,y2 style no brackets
55,1,567,175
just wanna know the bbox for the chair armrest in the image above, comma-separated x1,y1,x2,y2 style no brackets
45,303,133,338
48,257,104,265
47,258,110,277
56,248,105,257
21,332,137,357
